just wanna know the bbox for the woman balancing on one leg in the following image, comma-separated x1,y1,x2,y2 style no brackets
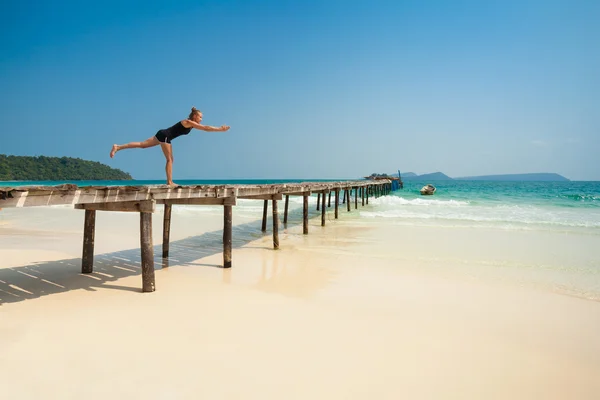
110,107,230,186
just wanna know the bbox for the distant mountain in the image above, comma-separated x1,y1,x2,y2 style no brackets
399,172,417,178
396,171,570,182
402,172,453,181
455,173,570,182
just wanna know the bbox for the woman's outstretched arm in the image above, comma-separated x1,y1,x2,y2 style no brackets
182,120,230,132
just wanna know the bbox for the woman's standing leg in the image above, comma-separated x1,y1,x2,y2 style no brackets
159,142,175,186
110,136,159,158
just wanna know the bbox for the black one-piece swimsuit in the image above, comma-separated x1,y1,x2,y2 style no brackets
155,121,192,144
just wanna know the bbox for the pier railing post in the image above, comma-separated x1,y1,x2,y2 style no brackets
321,191,327,226
140,210,155,292
346,188,351,212
223,205,232,268
82,209,96,274
262,200,268,232
303,194,309,234
283,195,289,224
162,204,172,258
272,198,279,249
334,189,339,219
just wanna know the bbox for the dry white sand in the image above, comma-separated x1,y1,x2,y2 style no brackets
1,206,600,399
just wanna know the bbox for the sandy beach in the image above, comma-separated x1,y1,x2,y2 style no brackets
1,204,600,399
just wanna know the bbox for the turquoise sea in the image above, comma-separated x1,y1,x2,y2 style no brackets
2,179,599,233
365,180,600,232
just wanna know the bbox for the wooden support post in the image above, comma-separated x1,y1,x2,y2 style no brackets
140,211,155,292
362,187,365,206
261,200,268,232
366,185,369,205
317,193,320,211
342,190,346,204
328,192,331,208
223,205,232,268
354,187,358,209
321,191,326,226
347,189,351,212
303,194,309,234
334,189,339,219
283,195,289,224
81,209,96,274
162,204,172,258
272,198,279,249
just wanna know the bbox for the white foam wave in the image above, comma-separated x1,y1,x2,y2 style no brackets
360,207,600,228
369,196,469,207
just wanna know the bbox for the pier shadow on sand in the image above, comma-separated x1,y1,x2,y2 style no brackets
0,206,341,305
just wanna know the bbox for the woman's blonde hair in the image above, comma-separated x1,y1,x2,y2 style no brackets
189,106,201,119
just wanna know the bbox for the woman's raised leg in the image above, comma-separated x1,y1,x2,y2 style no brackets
110,136,159,158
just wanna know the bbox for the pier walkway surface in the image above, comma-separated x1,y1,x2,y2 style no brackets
1,180,394,292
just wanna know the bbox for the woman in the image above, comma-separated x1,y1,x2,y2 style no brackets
110,107,230,186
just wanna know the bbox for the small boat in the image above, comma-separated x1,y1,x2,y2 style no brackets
420,184,436,195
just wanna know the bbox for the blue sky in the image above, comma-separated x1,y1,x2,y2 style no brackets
1,0,599,180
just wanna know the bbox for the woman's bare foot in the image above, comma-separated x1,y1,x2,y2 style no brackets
110,144,119,158
166,182,179,188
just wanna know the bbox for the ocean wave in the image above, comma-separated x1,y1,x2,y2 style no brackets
369,196,469,207
359,208,600,228
558,194,600,203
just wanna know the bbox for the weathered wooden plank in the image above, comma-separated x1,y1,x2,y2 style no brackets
157,197,236,206
0,187,231,208
223,205,232,268
140,211,155,293
238,194,283,200
75,200,155,213
81,209,96,274
279,191,312,196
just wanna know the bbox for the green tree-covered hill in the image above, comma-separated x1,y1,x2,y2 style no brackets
0,155,133,181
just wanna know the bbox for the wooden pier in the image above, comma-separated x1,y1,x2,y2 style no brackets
0,180,394,292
